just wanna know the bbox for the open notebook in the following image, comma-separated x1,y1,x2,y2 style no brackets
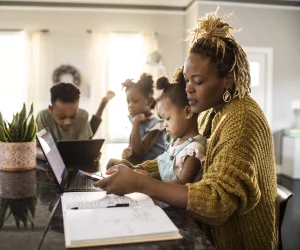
61,192,182,248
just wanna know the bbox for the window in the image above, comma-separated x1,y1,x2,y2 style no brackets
249,62,260,87
106,33,148,142
0,32,27,121
245,47,273,127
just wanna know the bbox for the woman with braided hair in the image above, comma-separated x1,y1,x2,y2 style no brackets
95,9,278,250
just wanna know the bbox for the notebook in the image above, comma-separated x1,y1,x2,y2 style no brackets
56,139,104,165
61,192,182,248
36,128,102,192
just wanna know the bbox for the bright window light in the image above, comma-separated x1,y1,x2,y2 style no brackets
107,33,147,142
249,62,260,87
0,32,27,121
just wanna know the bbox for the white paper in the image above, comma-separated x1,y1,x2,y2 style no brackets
61,192,154,211
64,206,180,246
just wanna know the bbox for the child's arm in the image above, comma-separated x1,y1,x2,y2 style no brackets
167,156,201,185
90,91,115,136
130,115,161,158
95,91,115,120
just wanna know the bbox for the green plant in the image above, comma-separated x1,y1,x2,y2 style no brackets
0,197,37,230
0,103,38,142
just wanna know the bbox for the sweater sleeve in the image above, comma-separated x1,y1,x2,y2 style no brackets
187,106,262,226
138,159,159,173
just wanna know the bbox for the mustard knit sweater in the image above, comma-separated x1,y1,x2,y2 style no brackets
140,96,278,250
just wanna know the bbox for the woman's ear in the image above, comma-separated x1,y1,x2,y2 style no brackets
184,106,194,119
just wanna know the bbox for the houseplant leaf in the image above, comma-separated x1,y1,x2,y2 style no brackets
25,116,35,142
19,103,27,141
0,127,8,142
27,197,37,218
0,199,10,229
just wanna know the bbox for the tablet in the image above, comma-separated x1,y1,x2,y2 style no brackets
56,139,105,165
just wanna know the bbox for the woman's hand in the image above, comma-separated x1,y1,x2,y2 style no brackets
106,158,134,170
134,169,151,177
95,165,188,208
94,165,145,195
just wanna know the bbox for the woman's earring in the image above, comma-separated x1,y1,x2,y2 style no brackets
223,89,232,103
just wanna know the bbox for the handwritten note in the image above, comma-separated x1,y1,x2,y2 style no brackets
61,192,154,211
64,206,181,247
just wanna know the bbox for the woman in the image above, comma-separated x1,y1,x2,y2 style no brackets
95,9,278,250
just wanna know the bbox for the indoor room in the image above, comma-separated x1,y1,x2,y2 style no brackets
0,0,299,249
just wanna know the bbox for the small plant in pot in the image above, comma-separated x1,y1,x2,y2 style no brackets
0,103,38,171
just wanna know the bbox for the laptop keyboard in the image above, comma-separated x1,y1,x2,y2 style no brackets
70,173,101,190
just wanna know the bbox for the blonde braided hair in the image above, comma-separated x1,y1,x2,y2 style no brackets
187,7,251,99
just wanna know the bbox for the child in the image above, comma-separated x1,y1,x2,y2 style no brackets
121,73,167,165
36,83,115,141
107,67,206,185
36,83,114,160
135,69,206,185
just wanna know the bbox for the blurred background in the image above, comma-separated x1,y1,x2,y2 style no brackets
0,1,299,248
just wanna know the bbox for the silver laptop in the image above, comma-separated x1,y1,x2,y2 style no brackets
36,128,101,192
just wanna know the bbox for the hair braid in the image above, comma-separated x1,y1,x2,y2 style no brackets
187,7,251,98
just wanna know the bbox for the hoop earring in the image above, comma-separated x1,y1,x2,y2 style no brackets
223,89,232,103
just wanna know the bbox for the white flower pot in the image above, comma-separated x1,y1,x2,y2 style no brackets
0,142,36,171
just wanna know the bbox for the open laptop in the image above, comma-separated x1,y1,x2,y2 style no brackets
56,139,105,165
36,128,102,192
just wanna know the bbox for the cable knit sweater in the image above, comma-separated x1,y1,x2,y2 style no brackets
139,96,278,250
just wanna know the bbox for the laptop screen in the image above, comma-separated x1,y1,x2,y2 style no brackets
36,128,67,185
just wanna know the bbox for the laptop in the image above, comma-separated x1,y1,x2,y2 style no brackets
56,139,105,165
36,128,102,192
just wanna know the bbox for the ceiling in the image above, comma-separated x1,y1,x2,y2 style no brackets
0,0,193,7
0,0,299,10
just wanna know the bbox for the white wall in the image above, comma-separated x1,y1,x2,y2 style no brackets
186,2,300,131
0,8,185,120
1,3,299,134
185,1,199,54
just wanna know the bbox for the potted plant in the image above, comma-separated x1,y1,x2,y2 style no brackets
0,103,38,171
0,169,37,230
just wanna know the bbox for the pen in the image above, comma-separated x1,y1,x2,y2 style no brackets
107,203,130,208
71,207,79,210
